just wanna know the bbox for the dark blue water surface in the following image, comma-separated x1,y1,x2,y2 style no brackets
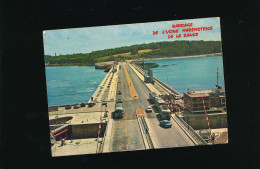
45,56,225,106
147,56,225,94
45,66,107,106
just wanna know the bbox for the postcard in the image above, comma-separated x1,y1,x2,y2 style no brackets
43,17,228,157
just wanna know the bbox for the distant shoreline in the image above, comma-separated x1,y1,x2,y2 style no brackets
45,52,222,67
133,52,223,62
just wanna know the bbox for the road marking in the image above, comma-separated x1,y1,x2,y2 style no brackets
123,63,138,99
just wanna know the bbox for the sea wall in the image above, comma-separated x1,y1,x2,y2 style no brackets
182,112,228,130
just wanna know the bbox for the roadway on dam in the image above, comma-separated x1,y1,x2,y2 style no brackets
109,62,194,152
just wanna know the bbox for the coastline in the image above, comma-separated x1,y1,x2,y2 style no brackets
45,52,222,67
133,52,223,62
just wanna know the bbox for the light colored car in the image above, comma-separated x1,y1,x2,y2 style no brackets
74,104,81,109
146,106,153,112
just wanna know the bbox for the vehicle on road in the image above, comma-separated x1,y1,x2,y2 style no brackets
159,120,172,128
117,98,123,103
74,104,81,109
102,100,107,106
118,90,122,94
115,103,124,118
65,105,71,109
88,101,95,107
146,106,153,112
149,92,171,120
80,103,86,107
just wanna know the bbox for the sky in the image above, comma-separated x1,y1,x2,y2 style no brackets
43,17,221,56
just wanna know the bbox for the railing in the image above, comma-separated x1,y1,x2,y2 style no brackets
140,117,154,149
131,63,182,96
174,113,207,145
99,119,110,153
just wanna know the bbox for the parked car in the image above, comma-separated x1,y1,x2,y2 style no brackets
146,106,153,112
102,100,107,106
80,103,86,107
65,105,71,109
159,120,172,128
118,90,122,94
74,104,81,109
117,98,123,103
88,101,95,107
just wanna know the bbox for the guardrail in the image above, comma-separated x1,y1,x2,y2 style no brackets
174,113,207,145
99,119,110,153
140,117,154,149
131,63,182,96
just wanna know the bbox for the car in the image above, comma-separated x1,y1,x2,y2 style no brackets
88,101,95,107
65,105,71,109
118,90,122,94
102,100,107,106
159,120,172,128
117,98,123,103
80,103,86,107
146,106,153,112
74,104,81,109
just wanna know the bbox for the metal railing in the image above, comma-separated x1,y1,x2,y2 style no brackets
174,113,207,145
132,63,182,96
99,119,110,153
140,117,154,149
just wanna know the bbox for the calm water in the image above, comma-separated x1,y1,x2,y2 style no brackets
45,66,107,106
45,56,225,106
147,56,225,94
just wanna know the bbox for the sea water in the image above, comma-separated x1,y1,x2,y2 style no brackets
146,55,225,95
45,56,225,106
45,66,107,106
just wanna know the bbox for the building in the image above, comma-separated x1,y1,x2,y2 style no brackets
144,69,154,83
183,89,226,113
112,64,117,73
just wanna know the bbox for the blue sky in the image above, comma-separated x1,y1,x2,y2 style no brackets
43,17,221,55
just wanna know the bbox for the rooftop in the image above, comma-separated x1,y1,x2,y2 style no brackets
184,88,225,98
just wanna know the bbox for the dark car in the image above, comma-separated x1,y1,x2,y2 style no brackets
117,98,123,103
88,101,95,107
118,90,122,94
102,100,107,106
65,105,71,109
80,103,86,107
159,120,172,128
74,104,81,109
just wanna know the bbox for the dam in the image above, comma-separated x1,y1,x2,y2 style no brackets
48,60,227,156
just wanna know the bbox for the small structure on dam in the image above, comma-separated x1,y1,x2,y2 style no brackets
144,69,154,83
183,88,226,113
95,61,117,69
181,88,228,143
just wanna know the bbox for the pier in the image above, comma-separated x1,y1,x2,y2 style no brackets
48,60,227,156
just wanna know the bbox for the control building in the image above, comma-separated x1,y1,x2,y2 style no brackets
183,89,226,113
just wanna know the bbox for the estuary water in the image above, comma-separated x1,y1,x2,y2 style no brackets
45,66,107,106
45,55,225,106
146,55,225,94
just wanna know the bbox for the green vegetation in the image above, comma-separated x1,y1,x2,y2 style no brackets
44,41,222,66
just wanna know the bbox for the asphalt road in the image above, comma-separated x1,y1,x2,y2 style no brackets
110,62,194,152
126,63,195,148
110,62,145,152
